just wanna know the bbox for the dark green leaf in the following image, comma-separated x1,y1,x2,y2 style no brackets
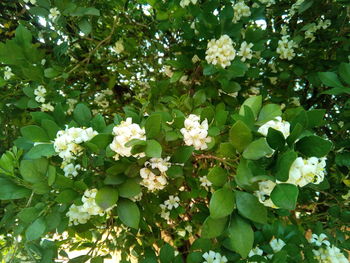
209,188,235,219
270,183,299,210
235,191,267,224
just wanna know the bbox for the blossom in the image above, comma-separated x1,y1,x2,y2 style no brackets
276,35,298,60
4,66,14,80
258,0,275,7
313,245,349,263
192,55,200,64
48,7,60,21
67,98,78,115
140,168,167,191
200,176,212,189
257,116,291,139
232,2,251,23
164,195,180,210
237,41,254,62
63,163,81,177
180,114,211,150
113,39,124,54
202,251,227,263
254,180,278,208
41,103,54,112
270,238,286,253
180,0,197,8
287,157,327,187
66,204,90,226
310,233,331,247
160,204,170,220
23,0,36,4
34,86,47,103
109,118,146,160
205,35,236,68
145,157,171,173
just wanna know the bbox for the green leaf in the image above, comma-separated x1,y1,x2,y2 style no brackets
89,134,113,150
171,146,193,163
275,150,297,182
15,25,32,46
339,63,350,85
41,119,60,139
55,189,79,203
270,183,299,210
318,72,344,89
201,216,227,238
306,109,326,128
226,214,254,258
296,136,332,157
239,95,262,118
25,217,46,241
209,188,235,219
78,18,92,35
0,178,30,200
235,191,267,224
21,125,50,142
243,138,274,160
145,140,162,158
91,114,106,132
229,120,252,152
73,103,92,126
266,128,285,150
118,178,141,198
193,90,206,107
20,158,48,184
256,104,282,125
95,187,119,210
117,199,140,229
145,114,162,139
159,244,175,263
18,207,40,224
207,166,228,187
25,144,55,159
235,159,254,190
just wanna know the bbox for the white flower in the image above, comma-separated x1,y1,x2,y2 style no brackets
180,0,197,8
66,204,90,226
232,2,251,23
192,55,201,64
313,245,349,263
310,233,331,247
205,35,236,68
202,251,217,263
200,176,212,189
249,247,264,257
3,66,14,80
63,163,81,177
41,103,54,112
23,0,36,4
34,86,47,103
276,35,298,60
180,114,211,150
109,118,146,160
48,7,60,21
185,225,193,233
145,157,171,173
178,229,186,237
254,180,278,208
237,41,253,62
67,99,78,115
113,39,124,54
140,168,168,191
270,238,286,253
160,204,170,220
258,116,290,139
213,254,228,263
164,195,180,210
81,189,105,216
287,157,327,187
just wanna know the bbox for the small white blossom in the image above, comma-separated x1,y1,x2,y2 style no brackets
205,35,236,68
180,114,211,150
254,180,278,208
41,103,54,112
34,86,47,103
140,168,167,191
63,163,81,177
238,41,254,62
180,0,197,8
49,7,60,21
164,195,180,210
232,2,251,23
24,0,36,4
270,238,286,253
310,233,331,247
200,176,212,189
113,39,124,54
145,157,171,173
313,245,349,263
3,66,14,80
276,35,298,60
258,116,291,139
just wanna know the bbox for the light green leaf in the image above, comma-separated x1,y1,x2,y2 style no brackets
239,95,262,118
207,166,228,187
243,138,274,160
229,120,252,152
117,199,140,229
145,114,162,139
235,191,267,224
145,140,162,158
256,104,282,125
95,187,119,210
25,217,46,241
318,72,344,89
209,188,235,219
21,125,50,142
73,103,92,126
201,216,227,238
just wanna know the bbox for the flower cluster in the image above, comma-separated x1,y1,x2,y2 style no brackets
304,19,331,42
109,118,146,160
140,157,171,192
180,0,197,8
257,116,291,138
180,114,211,150
237,41,254,62
93,89,114,113
232,1,251,23
66,189,105,226
66,98,78,115
3,66,14,80
53,126,98,167
205,35,236,68
113,39,124,54
258,0,275,7
287,157,327,187
311,234,349,263
202,251,227,263
276,35,298,60
160,195,180,220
